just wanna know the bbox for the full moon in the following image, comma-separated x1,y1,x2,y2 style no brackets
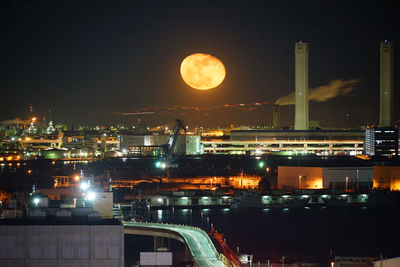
180,53,226,90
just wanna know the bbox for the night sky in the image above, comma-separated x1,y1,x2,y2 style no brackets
1,0,399,128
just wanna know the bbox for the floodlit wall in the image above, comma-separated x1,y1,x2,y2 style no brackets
185,135,202,155
93,192,114,219
0,224,124,267
278,166,373,190
153,135,202,155
120,135,154,149
373,166,400,191
278,166,323,189
374,257,400,267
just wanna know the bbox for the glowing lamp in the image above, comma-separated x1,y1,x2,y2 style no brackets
258,161,265,168
33,198,40,207
80,181,89,191
86,191,96,201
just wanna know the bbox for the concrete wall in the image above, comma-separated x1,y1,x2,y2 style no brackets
93,192,113,219
278,166,323,190
322,167,372,188
184,135,202,155
0,224,124,267
278,166,373,190
374,257,400,267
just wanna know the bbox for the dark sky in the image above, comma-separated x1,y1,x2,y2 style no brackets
1,0,399,128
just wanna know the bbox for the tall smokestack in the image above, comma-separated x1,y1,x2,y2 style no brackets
379,40,394,127
294,41,309,130
273,104,280,129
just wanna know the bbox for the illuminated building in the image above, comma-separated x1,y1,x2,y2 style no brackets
120,134,153,149
295,41,309,130
365,127,399,157
203,129,364,155
121,134,202,156
46,120,55,134
373,166,400,191
41,147,69,159
278,166,372,190
379,40,394,127
62,130,120,151
1,132,63,151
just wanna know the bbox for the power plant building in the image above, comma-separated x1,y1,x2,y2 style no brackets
203,130,364,155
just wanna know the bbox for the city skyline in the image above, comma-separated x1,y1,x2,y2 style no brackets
1,1,399,128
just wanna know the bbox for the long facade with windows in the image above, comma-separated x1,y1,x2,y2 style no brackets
202,130,364,155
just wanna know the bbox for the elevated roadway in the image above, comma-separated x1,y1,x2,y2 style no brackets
123,221,227,267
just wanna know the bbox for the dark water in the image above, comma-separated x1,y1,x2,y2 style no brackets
130,206,400,265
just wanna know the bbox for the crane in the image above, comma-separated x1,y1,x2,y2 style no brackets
209,228,244,267
155,119,186,169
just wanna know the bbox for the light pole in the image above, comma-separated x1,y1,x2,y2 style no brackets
345,177,349,191
299,175,302,189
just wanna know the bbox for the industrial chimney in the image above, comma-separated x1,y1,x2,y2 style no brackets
379,40,394,127
273,104,280,129
294,42,309,130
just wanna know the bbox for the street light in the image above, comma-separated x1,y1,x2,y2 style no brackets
80,181,89,191
86,191,96,201
33,198,40,207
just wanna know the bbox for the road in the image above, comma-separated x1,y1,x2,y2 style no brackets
124,221,227,267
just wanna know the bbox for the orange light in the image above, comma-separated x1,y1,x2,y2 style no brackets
0,157,3,161
7,156,13,161
74,175,80,181
32,117,37,122
27,170,32,174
